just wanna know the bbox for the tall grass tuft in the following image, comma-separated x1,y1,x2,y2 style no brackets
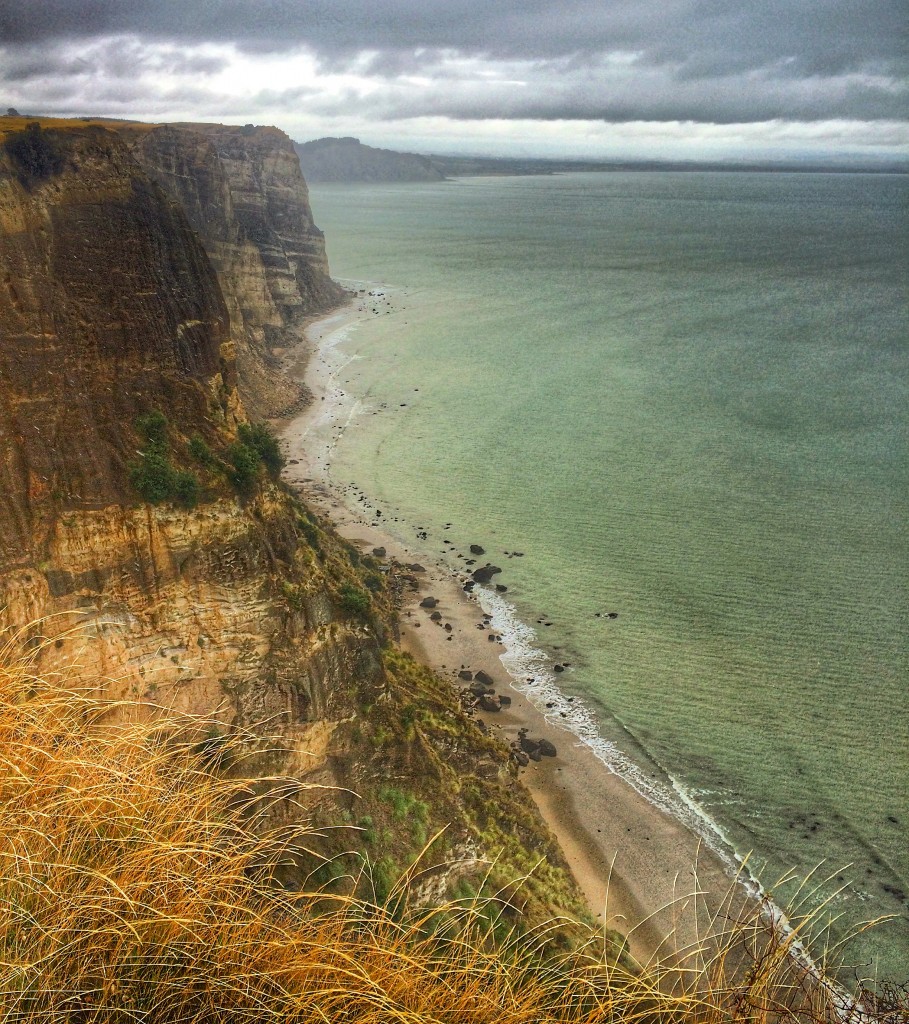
0,628,901,1022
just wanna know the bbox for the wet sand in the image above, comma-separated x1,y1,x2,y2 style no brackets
279,296,750,966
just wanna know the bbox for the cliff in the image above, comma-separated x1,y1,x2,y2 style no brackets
134,123,346,418
0,119,583,923
295,136,446,183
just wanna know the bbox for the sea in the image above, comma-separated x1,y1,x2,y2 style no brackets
304,170,909,983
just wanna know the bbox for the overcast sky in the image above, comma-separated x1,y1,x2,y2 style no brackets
1,0,906,162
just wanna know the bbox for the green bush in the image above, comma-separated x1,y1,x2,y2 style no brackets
130,413,199,507
129,448,177,504
339,584,370,618
238,423,284,475
188,434,215,466
172,470,201,508
226,441,261,493
136,410,169,444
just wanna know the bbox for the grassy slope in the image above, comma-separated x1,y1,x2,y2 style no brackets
3,632,896,1021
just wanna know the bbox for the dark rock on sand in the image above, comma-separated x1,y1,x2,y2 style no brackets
408,563,427,573
553,664,565,673
495,584,508,592
475,670,494,686
512,750,530,767
470,544,485,555
538,739,557,757
478,694,501,713
498,694,512,707
458,670,473,681
420,597,438,609
371,546,386,557
430,611,442,621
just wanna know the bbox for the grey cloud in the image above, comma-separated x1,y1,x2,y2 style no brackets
0,0,906,129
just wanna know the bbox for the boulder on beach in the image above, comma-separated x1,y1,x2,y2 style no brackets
408,563,427,573
498,694,512,707
469,544,485,555
469,679,494,696
512,750,530,767
471,564,503,584
519,734,539,756
371,546,386,557
553,664,565,673
495,584,508,592
475,670,494,686
420,597,438,609
478,694,501,713
538,739,557,757
458,670,473,681
430,611,442,621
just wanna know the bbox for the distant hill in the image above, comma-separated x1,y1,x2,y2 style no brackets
294,136,445,182
294,137,907,182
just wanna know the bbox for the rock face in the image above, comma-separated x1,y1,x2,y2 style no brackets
0,123,374,793
295,137,445,183
134,124,346,418
0,124,235,567
0,120,583,921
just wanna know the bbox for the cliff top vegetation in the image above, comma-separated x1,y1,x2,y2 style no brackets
1,630,898,1022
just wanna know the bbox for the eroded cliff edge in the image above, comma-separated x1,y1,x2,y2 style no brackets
0,119,586,924
133,122,346,419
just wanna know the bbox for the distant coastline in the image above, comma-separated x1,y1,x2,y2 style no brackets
294,133,908,183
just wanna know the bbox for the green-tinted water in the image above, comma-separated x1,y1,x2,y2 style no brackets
307,172,909,979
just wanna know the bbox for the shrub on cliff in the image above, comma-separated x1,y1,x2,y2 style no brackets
129,411,200,507
339,583,371,617
3,121,65,188
238,422,285,474
226,440,262,493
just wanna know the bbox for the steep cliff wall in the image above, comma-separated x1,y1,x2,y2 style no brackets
0,121,581,921
134,124,346,419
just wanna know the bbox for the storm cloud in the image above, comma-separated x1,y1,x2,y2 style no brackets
0,0,906,160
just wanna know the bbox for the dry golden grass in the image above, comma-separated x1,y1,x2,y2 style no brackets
0,114,155,142
0,627,901,1023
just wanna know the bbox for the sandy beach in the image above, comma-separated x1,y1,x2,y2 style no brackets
279,296,751,967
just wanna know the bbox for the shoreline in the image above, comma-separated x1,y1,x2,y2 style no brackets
278,293,751,965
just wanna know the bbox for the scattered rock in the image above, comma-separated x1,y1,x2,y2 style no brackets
463,581,476,592
607,611,619,619
469,544,485,555
538,739,557,757
444,622,453,632
478,694,501,713
458,670,473,681
371,546,386,557
475,670,494,686
430,611,442,621
420,597,438,609
408,563,426,573
469,680,493,696
511,750,530,767
498,694,512,707
471,564,503,584
553,664,565,673
495,584,508,592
